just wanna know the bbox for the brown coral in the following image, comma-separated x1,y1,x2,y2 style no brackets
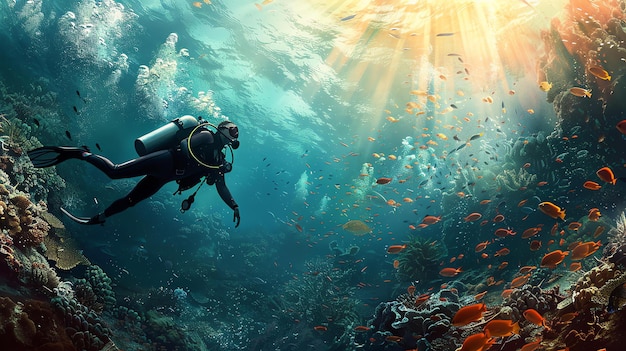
9,194,31,211
568,262,623,310
43,234,90,270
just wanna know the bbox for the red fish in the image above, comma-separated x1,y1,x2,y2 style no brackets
439,267,462,277
596,167,616,185
617,120,626,135
452,303,486,326
583,181,602,190
376,177,392,184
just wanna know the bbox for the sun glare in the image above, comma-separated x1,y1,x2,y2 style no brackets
297,0,566,114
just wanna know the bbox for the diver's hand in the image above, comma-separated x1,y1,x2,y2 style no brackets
220,162,233,173
233,206,240,228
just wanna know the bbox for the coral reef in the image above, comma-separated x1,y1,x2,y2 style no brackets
52,294,113,351
502,284,562,322
368,286,463,350
0,296,76,350
566,262,624,310
83,265,116,311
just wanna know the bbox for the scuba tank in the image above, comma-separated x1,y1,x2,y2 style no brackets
134,115,199,156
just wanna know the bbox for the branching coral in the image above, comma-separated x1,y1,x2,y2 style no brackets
396,235,447,282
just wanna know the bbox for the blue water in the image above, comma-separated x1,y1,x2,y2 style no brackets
2,0,626,350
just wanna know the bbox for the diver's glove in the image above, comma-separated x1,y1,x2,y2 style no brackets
220,162,232,174
233,206,240,228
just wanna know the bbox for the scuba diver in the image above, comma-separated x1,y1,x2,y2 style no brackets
27,116,240,227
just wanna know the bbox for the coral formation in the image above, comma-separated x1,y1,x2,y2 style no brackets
396,235,447,282
495,168,537,192
567,262,624,310
0,296,75,350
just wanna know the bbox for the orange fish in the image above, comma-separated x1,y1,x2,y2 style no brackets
459,332,495,351
594,226,605,238
522,227,541,239
492,214,505,222
494,228,516,237
501,289,514,298
314,325,328,331
483,319,520,337
421,215,441,225
517,199,528,207
510,274,530,288
407,285,416,295
540,250,568,269
569,87,592,98
386,245,407,254
464,212,483,222
376,177,393,184
385,335,403,342
567,222,582,231
393,259,400,269
616,120,626,135
519,266,536,274
439,267,462,277
588,65,611,81
192,1,203,8
523,309,549,329
583,181,602,190
529,240,542,251
596,167,616,185
494,248,510,257
474,241,490,252
354,325,371,331
474,291,487,300
571,241,601,260
452,303,487,326
538,201,566,220
569,262,582,272
588,208,601,221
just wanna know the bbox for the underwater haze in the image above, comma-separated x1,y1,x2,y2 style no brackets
2,0,626,350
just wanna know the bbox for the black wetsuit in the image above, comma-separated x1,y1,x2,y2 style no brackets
82,128,238,218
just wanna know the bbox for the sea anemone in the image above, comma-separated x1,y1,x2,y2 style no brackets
396,235,447,283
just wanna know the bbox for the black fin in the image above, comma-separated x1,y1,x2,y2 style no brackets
27,146,89,168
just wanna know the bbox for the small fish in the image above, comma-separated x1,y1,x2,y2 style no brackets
569,87,592,98
33,118,40,127
341,14,356,21
376,177,392,185
539,81,552,92
597,166,616,184
436,32,454,37
65,130,72,140
73,106,80,114
588,65,611,81
386,245,407,254
616,120,626,135
96,143,102,151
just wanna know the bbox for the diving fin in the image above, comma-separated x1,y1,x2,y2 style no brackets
27,146,90,168
60,207,105,225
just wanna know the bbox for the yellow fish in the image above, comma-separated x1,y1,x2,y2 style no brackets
538,81,552,92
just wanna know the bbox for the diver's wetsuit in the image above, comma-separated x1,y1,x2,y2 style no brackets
82,128,238,219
